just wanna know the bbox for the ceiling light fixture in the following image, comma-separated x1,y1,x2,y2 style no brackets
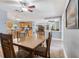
22,8,28,11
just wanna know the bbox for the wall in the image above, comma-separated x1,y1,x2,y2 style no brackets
62,0,79,57
52,18,62,39
0,9,8,33
0,9,8,47
52,31,61,39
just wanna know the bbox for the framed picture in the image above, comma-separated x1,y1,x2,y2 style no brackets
66,0,78,29
51,21,60,31
48,20,60,31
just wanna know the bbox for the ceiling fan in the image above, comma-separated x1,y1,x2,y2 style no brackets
16,0,36,12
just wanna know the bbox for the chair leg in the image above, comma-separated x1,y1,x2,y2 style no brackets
48,51,50,58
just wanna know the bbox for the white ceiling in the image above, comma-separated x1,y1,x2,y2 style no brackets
0,0,66,21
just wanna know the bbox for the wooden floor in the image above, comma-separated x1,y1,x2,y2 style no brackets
50,39,64,58
0,38,65,58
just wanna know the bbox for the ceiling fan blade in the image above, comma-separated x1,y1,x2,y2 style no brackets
28,5,35,8
28,9,33,12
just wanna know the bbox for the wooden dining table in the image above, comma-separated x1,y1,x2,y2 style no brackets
13,36,45,57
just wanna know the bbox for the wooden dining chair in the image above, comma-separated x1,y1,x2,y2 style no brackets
35,32,52,58
0,33,30,58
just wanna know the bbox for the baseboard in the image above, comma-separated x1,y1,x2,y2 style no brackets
62,45,68,58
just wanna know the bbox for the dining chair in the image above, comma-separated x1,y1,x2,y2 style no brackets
35,32,52,58
0,33,30,58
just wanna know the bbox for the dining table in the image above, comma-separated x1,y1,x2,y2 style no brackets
13,36,45,57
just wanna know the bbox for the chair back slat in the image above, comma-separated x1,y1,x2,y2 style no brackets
46,32,52,49
0,33,16,58
46,32,52,57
